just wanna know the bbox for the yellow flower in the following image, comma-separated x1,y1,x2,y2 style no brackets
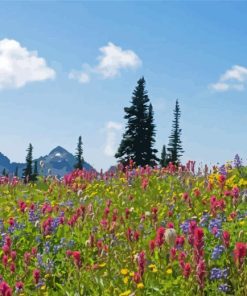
166,268,173,274
121,268,129,275
45,235,52,239
123,276,129,284
148,264,156,269
129,271,134,277
99,263,106,267
239,221,245,226
119,290,131,296
40,285,46,290
44,274,50,279
137,283,144,289
152,267,158,273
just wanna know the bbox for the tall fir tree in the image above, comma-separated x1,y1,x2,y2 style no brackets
160,145,169,167
2,168,6,176
14,166,19,177
144,104,159,166
115,77,158,167
23,143,33,183
33,161,38,181
74,136,84,170
167,100,184,164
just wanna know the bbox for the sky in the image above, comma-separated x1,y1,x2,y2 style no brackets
0,1,246,171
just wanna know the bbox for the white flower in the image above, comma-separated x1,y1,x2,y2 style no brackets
165,228,177,246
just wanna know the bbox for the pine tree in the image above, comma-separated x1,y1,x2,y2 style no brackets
160,145,169,167
115,77,158,167
167,100,184,164
14,166,19,177
33,161,38,181
23,143,33,183
144,104,159,166
74,136,84,170
2,168,6,176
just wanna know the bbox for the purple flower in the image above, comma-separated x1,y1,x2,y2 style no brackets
211,245,225,260
219,165,227,176
218,283,230,293
210,267,228,280
180,220,190,234
209,218,222,237
234,154,242,168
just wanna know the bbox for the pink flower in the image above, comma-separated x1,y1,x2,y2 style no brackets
0,281,12,296
222,231,230,248
183,263,191,278
33,269,40,284
149,240,156,254
234,242,247,267
196,259,206,289
72,251,82,268
155,227,165,247
15,282,24,291
138,251,146,276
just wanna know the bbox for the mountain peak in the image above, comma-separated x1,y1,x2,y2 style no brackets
49,146,70,155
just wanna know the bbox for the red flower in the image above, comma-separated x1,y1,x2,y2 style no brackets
10,263,15,273
10,251,16,261
155,227,165,247
133,271,141,283
15,281,24,291
196,259,206,289
33,269,40,284
138,251,146,276
0,281,12,296
222,231,230,248
2,255,8,268
72,251,82,268
149,240,156,254
170,247,176,261
183,262,191,278
234,242,247,267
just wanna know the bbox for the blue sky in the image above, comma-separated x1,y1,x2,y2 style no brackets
0,2,246,170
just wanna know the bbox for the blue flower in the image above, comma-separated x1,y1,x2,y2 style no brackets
209,218,222,238
210,267,228,280
180,220,190,234
219,283,230,293
234,154,242,168
211,245,225,260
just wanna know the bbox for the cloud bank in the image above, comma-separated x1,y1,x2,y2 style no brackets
0,39,55,89
210,65,247,92
69,42,142,84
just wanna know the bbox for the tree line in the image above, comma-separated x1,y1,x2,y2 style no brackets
1,77,184,181
116,77,184,167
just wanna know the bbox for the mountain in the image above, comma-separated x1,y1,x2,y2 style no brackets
0,146,95,177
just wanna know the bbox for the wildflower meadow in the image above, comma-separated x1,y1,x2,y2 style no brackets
0,160,246,296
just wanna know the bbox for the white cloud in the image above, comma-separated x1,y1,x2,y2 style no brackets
104,121,123,157
210,65,247,92
0,39,55,89
69,42,141,83
68,70,90,84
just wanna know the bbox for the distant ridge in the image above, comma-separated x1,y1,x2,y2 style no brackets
0,146,96,177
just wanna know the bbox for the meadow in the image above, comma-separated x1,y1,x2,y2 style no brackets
0,161,246,295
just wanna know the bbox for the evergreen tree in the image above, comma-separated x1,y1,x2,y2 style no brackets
2,168,6,176
167,100,184,164
160,145,169,167
33,161,38,181
74,136,84,170
144,104,159,166
115,77,158,167
23,143,33,183
14,166,19,177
